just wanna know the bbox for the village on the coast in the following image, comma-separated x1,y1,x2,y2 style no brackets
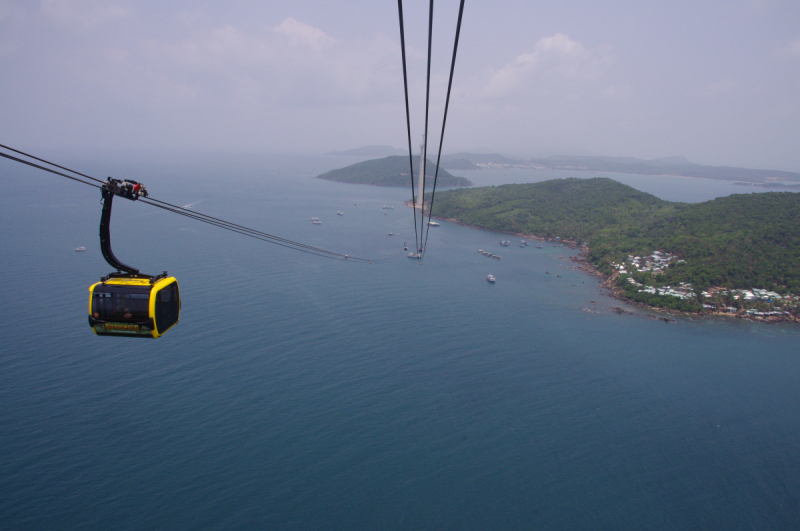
608,251,799,320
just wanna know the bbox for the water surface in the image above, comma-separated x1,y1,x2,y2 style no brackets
1,154,799,530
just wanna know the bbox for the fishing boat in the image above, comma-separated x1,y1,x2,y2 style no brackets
500,240,510,246
311,217,322,225
427,221,440,226
408,252,421,259
75,246,86,252
487,274,496,283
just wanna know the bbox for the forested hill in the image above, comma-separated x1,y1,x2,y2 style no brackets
432,178,800,293
317,156,472,187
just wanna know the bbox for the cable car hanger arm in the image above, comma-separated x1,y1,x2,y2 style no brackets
99,177,162,280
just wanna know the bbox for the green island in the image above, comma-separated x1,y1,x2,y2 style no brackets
431,178,800,319
317,156,472,187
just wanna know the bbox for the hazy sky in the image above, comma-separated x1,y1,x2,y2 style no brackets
1,0,799,170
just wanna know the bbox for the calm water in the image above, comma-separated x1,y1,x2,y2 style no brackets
2,154,799,530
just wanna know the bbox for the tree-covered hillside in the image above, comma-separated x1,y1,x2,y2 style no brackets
317,156,472,187
432,178,800,293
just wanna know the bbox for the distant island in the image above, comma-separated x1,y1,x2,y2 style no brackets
317,156,472,187
436,152,800,186
326,145,406,157
431,178,800,320
326,148,800,185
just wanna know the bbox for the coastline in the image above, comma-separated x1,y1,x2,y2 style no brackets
412,201,798,324
568,249,799,324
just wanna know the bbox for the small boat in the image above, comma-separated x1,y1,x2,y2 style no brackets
389,232,394,236
428,221,440,226
337,211,344,216
311,217,322,225
500,240,510,246
75,246,86,252
536,244,544,249
487,274,496,283
408,252,421,259
404,242,408,251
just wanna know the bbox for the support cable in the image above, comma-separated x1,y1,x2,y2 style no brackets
0,143,104,184
0,146,385,263
422,0,466,261
0,151,101,190
396,0,419,257
419,0,435,259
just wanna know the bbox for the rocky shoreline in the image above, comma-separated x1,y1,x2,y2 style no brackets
568,250,800,325
451,221,799,325
412,202,798,324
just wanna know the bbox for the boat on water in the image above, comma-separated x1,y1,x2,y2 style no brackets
519,240,528,247
389,232,394,236
536,244,544,249
500,240,510,246
487,274,496,283
408,252,421,259
75,246,86,252
337,211,344,216
311,217,322,225
428,221,440,226
404,242,408,251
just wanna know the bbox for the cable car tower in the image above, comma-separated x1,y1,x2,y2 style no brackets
397,0,466,261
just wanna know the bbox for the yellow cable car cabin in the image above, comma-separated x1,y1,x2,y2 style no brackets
86,177,181,338
89,276,180,338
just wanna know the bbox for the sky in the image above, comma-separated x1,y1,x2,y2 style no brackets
1,0,799,171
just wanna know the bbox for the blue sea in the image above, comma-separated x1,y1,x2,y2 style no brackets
2,153,799,530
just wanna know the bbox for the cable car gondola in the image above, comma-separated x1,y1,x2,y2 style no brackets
88,178,180,338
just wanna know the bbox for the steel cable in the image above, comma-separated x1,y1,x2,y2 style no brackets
0,145,386,263
422,0,466,260
396,0,419,257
